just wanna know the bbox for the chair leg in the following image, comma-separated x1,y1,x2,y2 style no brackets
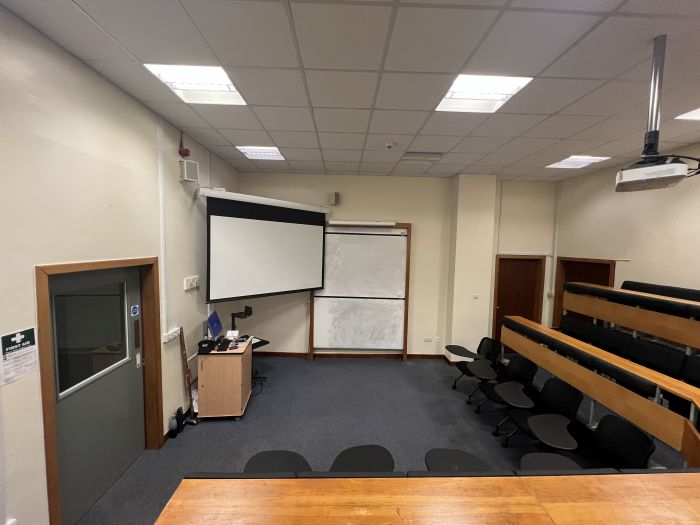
492,415,511,436
452,373,465,390
465,384,480,404
474,398,488,414
501,428,520,448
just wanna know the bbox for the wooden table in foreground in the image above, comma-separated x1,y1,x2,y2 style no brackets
156,473,700,524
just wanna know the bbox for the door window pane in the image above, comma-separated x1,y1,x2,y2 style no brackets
54,282,127,394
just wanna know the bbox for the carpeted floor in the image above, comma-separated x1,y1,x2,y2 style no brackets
77,356,683,524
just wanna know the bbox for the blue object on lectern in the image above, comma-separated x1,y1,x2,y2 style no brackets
207,311,223,338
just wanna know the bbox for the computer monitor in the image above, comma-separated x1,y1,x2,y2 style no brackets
207,311,223,339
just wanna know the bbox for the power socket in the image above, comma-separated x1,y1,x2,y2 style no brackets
183,275,200,291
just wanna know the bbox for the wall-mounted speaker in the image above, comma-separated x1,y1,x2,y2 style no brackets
180,159,200,183
329,192,341,206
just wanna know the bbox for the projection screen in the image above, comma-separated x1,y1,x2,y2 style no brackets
207,195,326,302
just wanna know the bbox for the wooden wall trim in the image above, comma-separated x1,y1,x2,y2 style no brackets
501,326,698,465
35,257,163,524
563,291,700,349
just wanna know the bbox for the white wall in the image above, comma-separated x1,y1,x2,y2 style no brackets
0,7,237,523
216,173,454,355
556,145,700,291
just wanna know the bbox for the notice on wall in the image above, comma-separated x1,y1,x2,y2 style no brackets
1,327,38,386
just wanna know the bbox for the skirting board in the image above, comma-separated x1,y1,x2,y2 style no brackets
255,351,451,362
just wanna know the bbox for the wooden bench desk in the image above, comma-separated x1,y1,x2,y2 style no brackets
155,473,700,524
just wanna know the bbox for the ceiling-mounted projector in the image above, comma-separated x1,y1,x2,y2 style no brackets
615,35,698,192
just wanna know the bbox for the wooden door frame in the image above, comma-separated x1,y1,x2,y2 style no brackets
552,256,616,328
492,255,546,339
35,257,163,525
308,223,411,361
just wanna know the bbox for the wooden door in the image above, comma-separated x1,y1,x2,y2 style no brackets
492,256,546,342
552,257,616,327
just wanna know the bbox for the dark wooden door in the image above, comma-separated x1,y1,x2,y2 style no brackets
552,257,616,327
492,256,546,342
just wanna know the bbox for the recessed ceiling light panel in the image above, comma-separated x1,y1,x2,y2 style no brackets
436,74,532,113
675,108,700,121
546,155,610,169
145,64,245,105
236,146,285,160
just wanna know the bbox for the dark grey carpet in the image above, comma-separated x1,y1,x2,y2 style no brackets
77,356,684,525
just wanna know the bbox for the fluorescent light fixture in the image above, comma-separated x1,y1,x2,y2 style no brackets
236,146,285,160
675,107,700,120
546,155,610,169
436,74,532,113
144,64,245,105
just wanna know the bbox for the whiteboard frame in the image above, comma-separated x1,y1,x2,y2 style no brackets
308,222,411,361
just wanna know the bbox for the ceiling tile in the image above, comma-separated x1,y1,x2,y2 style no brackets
145,102,210,128
438,152,484,164
561,80,650,116
652,119,700,140
408,135,462,152
227,157,257,170
369,110,430,134
1,0,134,61
619,0,700,15
325,161,360,172
183,0,298,67
536,139,604,156
583,140,640,157
208,145,244,159
524,115,606,138
365,134,414,151
269,131,319,148
306,71,379,108
314,109,371,132
318,133,366,150
291,4,392,70
401,0,507,5
385,7,496,73
427,164,466,175
420,113,487,136
466,11,600,76
471,114,546,137
362,150,404,163
254,159,291,171
515,154,566,168
500,78,604,114
495,138,557,154
544,16,698,79
226,68,308,106
452,136,509,153
471,153,525,166
192,105,262,129
464,165,499,174
288,160,326,171
219,129,274,146
87,60,180,102
393,162,430,175
323,149,362,162
183,127,229,147
359,162,397,172
571,116,645,140
75,0,218,64
510,0,624,11
375,73,455,110
495,165,537,176
253,107,315,131
279,148,322,161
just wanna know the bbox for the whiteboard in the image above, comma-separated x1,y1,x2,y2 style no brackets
313,298,404,349
316,231,407,298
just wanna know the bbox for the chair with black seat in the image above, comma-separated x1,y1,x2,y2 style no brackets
424,448,492,473
473,355,538,414
330,445,394,472
450,337,500,390
519,414,655,471
244,450,312,474
494,377,583,448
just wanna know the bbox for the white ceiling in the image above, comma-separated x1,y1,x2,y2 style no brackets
3,0,700,180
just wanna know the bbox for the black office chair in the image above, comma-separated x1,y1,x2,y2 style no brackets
424,448,492,473
473,355,538,413
330,445,394,472
520,414,656,470
450,337,500,390
244,450,312,474
494,377,583,448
